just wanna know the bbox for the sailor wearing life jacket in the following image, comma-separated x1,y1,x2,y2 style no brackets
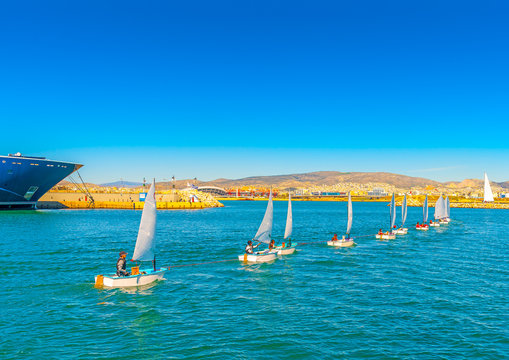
116,251,131,277
245,240,260,254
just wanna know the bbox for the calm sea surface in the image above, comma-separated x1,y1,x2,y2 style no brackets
1,200,508,359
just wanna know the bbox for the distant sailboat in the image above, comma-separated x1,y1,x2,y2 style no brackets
430,196,444,227
95,179,167,287
416,195,429,230
442,196,451,223
376,193,396,240
484,172,494,202
394,194,408,234
274,193,298,255
239,189,277,263
328,192,355,247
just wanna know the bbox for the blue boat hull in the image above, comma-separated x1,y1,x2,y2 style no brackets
0,155,82,209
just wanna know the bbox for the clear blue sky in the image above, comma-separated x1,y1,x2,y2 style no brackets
1,1,508,183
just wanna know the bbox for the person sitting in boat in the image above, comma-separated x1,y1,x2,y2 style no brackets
268,239,275,250
378,229,383,235
245,240,260,254
332,233,338,241
416,222,420,228
116,251,130,277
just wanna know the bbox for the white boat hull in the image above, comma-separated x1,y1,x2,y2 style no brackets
275,246,297,255
416,226,429,231
238,252,277,263
394,228,408,235
439,219,450,224
376,233,396,240
327,240,355,247
95,267,167,288
429,223,440,227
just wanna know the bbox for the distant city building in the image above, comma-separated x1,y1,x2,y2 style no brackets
197,186,227,196
367,187,387,197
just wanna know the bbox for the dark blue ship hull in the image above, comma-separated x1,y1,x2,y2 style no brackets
0,154,82,209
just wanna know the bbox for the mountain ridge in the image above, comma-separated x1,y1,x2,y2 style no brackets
65,171,509,190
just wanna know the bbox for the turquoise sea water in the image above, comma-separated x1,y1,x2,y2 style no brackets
2,200,508,359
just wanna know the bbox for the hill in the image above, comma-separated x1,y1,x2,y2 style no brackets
60,172,508,191
100,181,143,188
201,171,442,189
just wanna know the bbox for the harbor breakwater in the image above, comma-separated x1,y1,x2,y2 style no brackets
37,191,224,210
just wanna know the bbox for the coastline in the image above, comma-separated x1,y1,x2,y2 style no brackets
37,191,224,210
216,196,509,209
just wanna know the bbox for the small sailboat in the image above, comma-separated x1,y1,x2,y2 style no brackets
238,189,277,263
328,192,355,247
440,196,451,223
484,172,494,202
430,195,444,227
416,195,429,231
394,194,408,234
273,193,297,255
376,193,396,240
95,179,167,288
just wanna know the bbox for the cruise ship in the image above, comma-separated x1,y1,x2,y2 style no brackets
0,153,83,209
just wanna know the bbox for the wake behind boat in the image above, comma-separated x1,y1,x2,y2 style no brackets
328,192,355,247
239,189,277,263
95,179,167,288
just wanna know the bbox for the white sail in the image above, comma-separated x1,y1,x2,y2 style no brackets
284,193,292,239
434,196,445,219
254,189,273,244
445,196,450,218
132,179,157,261
484,172,494,202
390,193,396,229
346,192,353,235
401,194,407,226
423,195,428,223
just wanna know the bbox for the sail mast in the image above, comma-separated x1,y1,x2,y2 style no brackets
434,195,445,220
423,195,428,223
284,193,292,239
402,194,407,227
390,193,396,230
253,188,273,244
132,178,157,261
445,196,450,218
484,172,494,202
346,192,353,235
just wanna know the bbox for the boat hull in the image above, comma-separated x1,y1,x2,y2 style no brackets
394,228,408,235
95,268,167,288
274,242,297,255
430,223,440,227
327,240,355,247
238,252,277,263
0,154,82,209
376,234,396,240
276,246,296,255
416,226,429,231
